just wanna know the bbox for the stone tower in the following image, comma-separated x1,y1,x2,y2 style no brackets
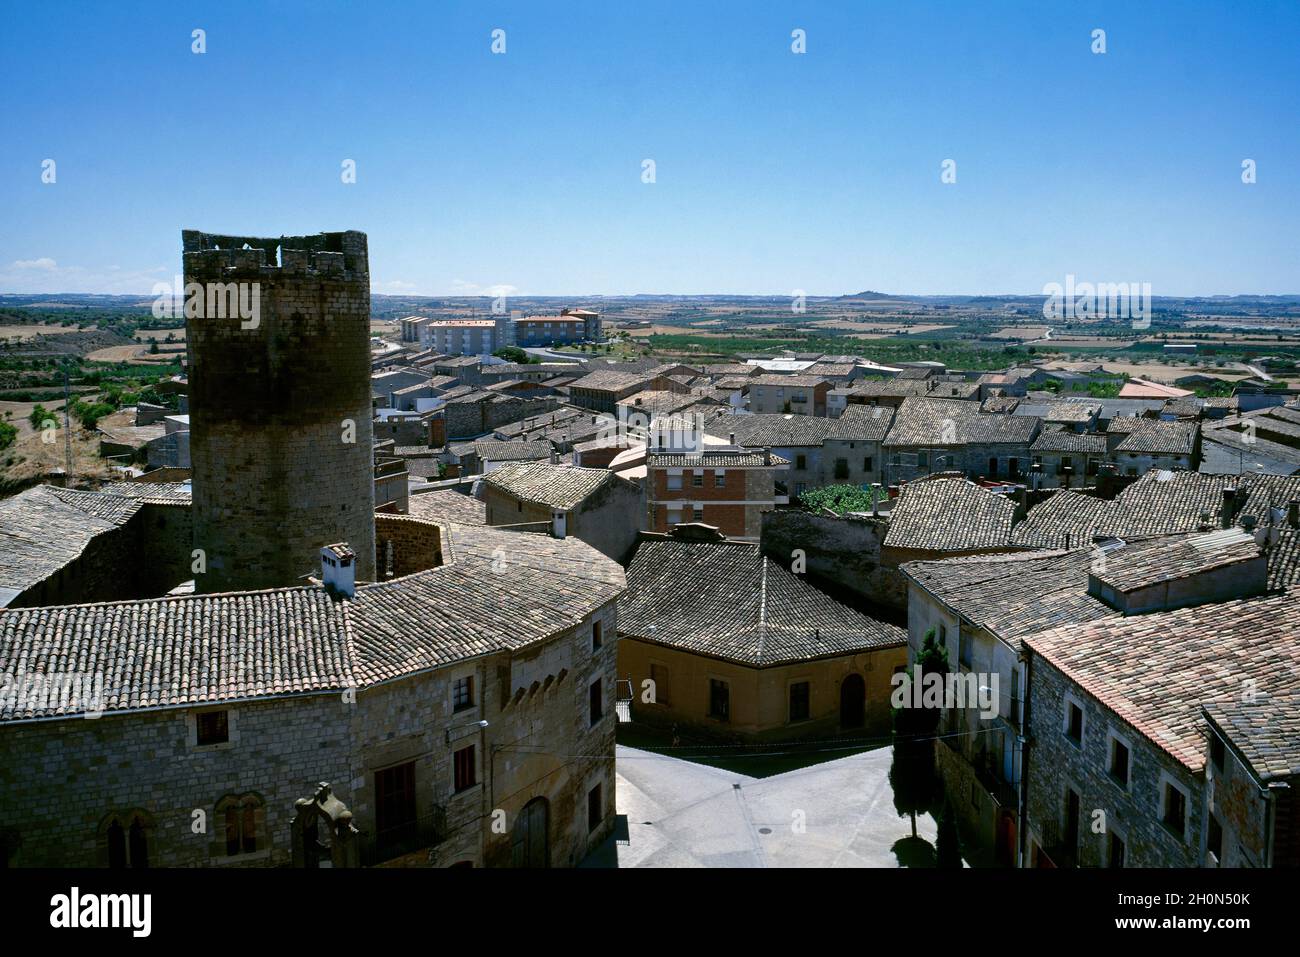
183,229,376,593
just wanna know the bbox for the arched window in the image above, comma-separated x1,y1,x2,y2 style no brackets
101,811,152,868
215,793,265,857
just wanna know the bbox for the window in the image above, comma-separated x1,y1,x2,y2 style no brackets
221,795,262,856
453,676,474,712
649,663,670,705
587,783,603,832
1108,736,1130,788
795,454,807,470
375,762,417,853
988,456,999,477
1162,781,1187,838
939,622,947,647
789,681,810,722
863,456,873,472
592,621,602,651
1108,832,1126,868
196,710,229,746
693,506,704,522
1207,814,1223,862
454,745,476,792
1064,700,1083,746
692,472,704,487
589,679,603,726
917,451,929,468
667,474,682,490
834,458,849,480
1209,733,1225,774
1063,787,1080,858
714,471,726,488
709,679,730,721
105,814,151,869
959,632,972,668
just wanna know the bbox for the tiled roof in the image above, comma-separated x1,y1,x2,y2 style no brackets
1090,529,1262,592
750,374,829,388
1011,471,1300,548
1267,528,1300,590
1030,432,1108,454
618,538,904,667
406,490,486,525
1203,692,1300,783
1043,402,1100,423
827,405,895,442
567,371,652,393
1025,589,1300,771
0,487,144,605
482,461,616,510
884,397,1039,447
884,476,1017,552
704,413,836,447
646,449,785,468
0,522,625,721
902,549,1117,644
472,439,554,462
1113,420,1199,455
99,481,193,504
981,396,1021,414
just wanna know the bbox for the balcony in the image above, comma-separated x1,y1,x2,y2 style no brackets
360,806,448,866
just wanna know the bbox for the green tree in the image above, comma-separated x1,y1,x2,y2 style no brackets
0,421,17,451
28,404,50,429
936,798,962,868
888,628,949,838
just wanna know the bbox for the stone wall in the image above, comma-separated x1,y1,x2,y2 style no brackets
760,509,904,608
0,598,621,869
374,514,443,579
1025,653,1202,867
184,230,376,592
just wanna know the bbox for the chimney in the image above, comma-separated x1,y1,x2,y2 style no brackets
1221,486,1237,529
871,482,882,517
321,544,356,599
1290,498,1299,529
729,432,736,446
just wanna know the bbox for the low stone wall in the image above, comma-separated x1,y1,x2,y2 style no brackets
375,514,443,579
760,509,904,608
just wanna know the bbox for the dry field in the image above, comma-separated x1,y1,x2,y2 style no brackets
0,324,85,340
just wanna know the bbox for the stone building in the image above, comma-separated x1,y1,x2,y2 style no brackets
747,375,830,416
704,413,835,499
616,528,907,740
0,521,625,869
1105,418,1200,475
882,396,1041,485
482,461,644,562
1020,540,1300,868
184,229,376,591
821,405,895,487
1028,431,1107,488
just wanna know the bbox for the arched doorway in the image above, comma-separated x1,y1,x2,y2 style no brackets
840,673,865,728
512,797,550,868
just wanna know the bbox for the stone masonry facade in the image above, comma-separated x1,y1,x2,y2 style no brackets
184,230,377,592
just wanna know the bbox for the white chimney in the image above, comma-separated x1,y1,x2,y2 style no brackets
321,543,357,598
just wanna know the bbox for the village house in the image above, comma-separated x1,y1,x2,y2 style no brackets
704,413,835,499
901,548,1117,865
616,527,907,740
482,461,644,562
880,474,1022,567
882,397,1041,484
747,375,831,416
1022,574,1300,868
644,444,788,542
1105,418,1201,474
821,405,895,487
0,521,625,869
1028,431,1108,488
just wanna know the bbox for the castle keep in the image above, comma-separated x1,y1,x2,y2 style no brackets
183,230,376,591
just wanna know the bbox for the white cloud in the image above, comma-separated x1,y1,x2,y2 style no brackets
11,257,58,271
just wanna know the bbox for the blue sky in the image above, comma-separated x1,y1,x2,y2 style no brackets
1,0,1297,296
